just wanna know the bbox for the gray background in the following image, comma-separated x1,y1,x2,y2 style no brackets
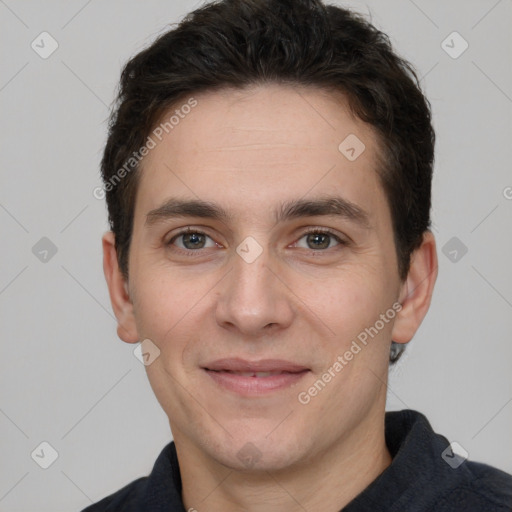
1,0,511,510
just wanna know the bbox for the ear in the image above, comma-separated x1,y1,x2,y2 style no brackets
102,231,139,344
391,230,438,345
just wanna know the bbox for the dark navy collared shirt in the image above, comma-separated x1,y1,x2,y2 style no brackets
82,409,512,511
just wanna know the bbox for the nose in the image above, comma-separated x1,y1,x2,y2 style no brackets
215,242,294,337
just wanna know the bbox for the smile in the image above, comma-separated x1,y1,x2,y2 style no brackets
203,362,310,395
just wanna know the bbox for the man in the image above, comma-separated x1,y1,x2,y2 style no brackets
85,0,512,510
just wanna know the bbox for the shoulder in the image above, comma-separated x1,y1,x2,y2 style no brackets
431,460,512,512
80,477,148,511
381,410,512,512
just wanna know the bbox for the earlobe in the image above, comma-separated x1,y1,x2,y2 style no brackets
391,231,438,345
102,231,139,344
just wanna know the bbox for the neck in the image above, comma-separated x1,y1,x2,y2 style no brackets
175,403,392,512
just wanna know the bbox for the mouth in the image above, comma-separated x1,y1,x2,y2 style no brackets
202,358,310,395
208,370,300,377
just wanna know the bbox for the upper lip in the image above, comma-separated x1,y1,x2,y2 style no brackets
203,358,309,373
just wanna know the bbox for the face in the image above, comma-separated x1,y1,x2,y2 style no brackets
109,84,422,471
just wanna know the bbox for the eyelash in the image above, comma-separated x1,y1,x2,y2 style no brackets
166,227,347,256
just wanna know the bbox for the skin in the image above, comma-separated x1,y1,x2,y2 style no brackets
103,84,438,511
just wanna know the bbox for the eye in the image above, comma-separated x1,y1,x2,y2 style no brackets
167,229,217,250
295,229,345,250
166,227,347,254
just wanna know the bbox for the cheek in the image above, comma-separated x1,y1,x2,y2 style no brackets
131,270,223,375
131,273,194,346
302,266,389,329
296,271,396,376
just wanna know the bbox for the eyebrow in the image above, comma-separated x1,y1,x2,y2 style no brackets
145,195,371,229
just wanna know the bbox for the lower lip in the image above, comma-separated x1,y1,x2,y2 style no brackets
204,369,309,395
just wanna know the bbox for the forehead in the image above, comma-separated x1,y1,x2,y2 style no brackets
135,84,387,224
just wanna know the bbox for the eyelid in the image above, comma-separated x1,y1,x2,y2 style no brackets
300,226,346,238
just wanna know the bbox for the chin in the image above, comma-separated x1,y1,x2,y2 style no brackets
204,425,307,472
